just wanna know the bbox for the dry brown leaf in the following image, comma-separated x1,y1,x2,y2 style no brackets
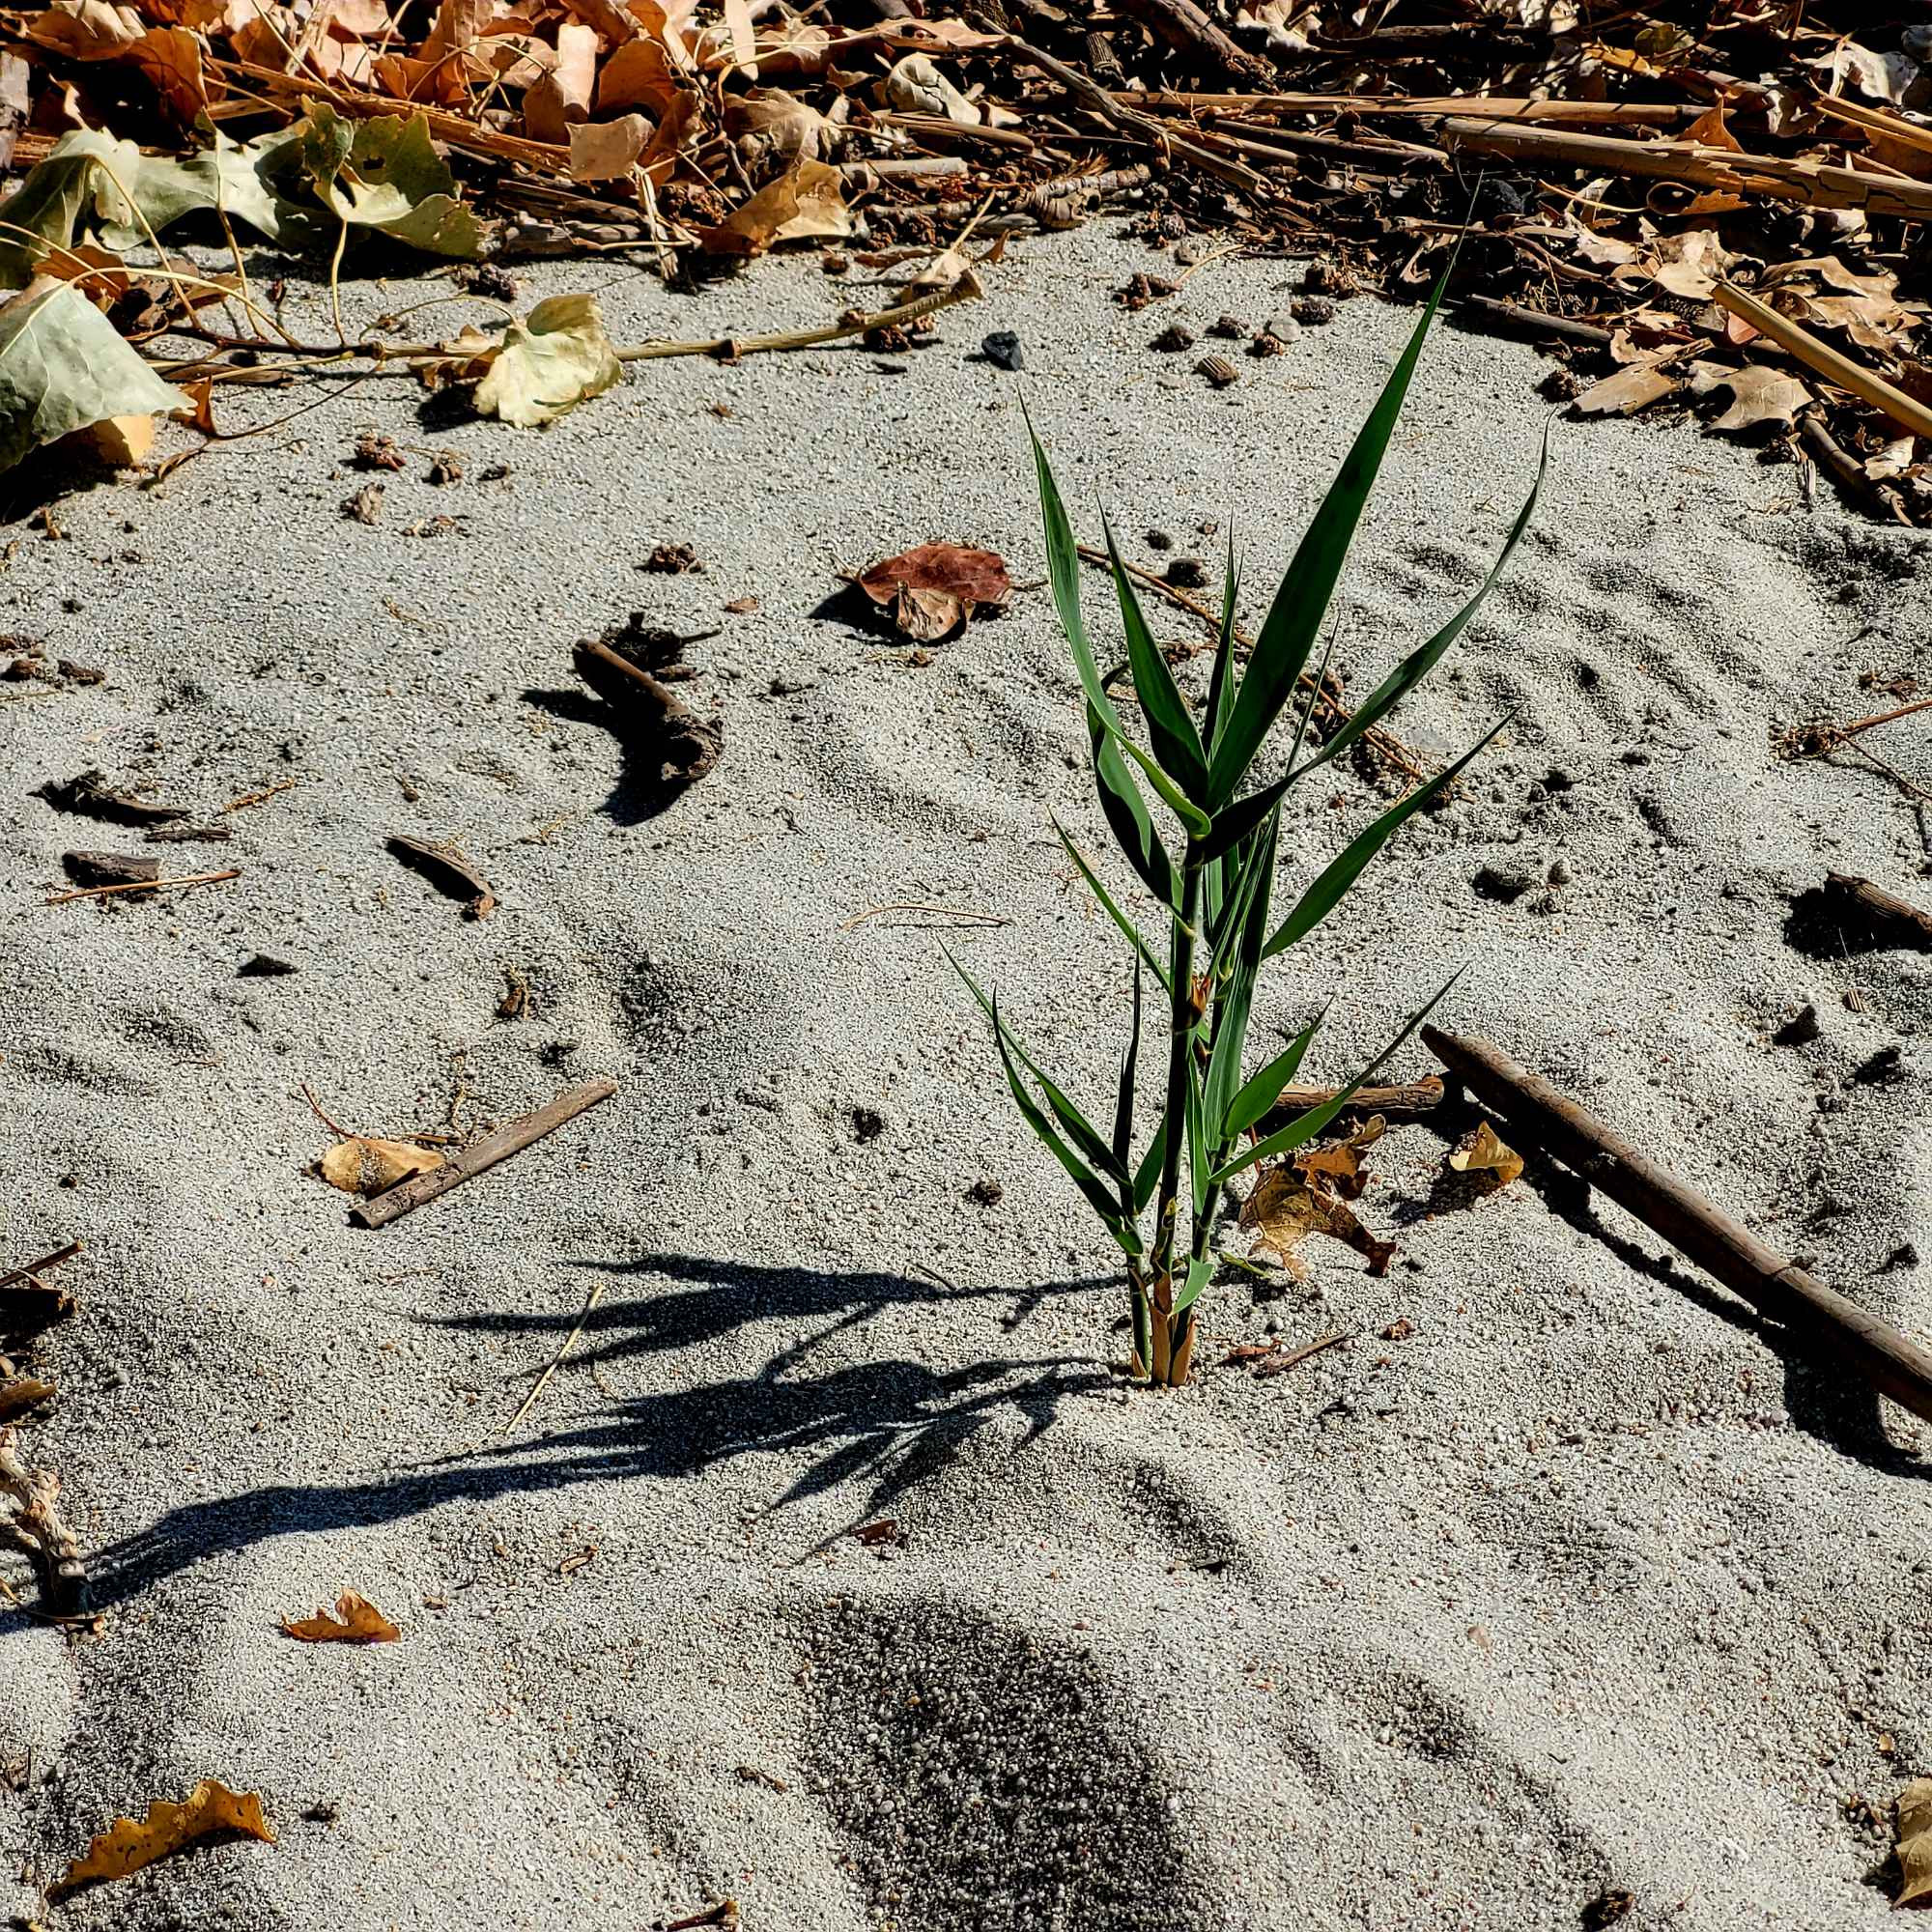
1683,100,1742,152
1647,227,1734,300
1684,360,1811,433
1447,1121,1524,1187
1239,1165,1394,1278
569,114,648,180
318,1137,444,1196
57,1781,273,1894
1573,361,1681,416
856,542,1010,641
0,1377,55,1420
522,19,597,143
282,1589,402,1642
699,155,847,253
596,37,683,113
1898,1778,1932,1907
727,86,837,166
77,412,155,464
883,50,979,125
1297,1113,1386,1198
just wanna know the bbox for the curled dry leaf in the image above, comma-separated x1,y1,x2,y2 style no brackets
568,113,649,182
1239,1163,1395,1279
56,1780,273,1894
1897,1777,1932,1907
883,51,979,125
856,542,1010,642
319,1137,444,1197
1684,360,1811,433
282,1589,402,1643
472,292,622,426
1447,1121,1524,1187
699,154,847,255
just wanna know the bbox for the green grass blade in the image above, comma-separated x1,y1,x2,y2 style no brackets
1286,615,1339,777
1053,816,1173,993
1202,810,1280,1145
1299,421,1548,781
1204,530,1239,756
1186,1053,1210,1220
1103,512,1207,799
1090,707,1179,910
1173,1252,1215,1318
1133,1116,1168,1213
1029,415,1210,837
1263,718,1507,959
947,950,1130,1185
991,1003,1144,1257
1114,955,1142,1171
1209,975,1459,1184
1205,279,1449,810
1223,1008,1325,1139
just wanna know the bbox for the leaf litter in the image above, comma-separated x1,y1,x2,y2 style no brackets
282,1589,403,1643
56,1780,273,1895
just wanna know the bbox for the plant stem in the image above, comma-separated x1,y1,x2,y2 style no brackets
1149,844,1204,1383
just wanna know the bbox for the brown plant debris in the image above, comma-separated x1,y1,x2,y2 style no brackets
386,835,497,920
1897,1778,1932,1908
282,1590,402,1643
55,1780,273,1895
572,614,724,794
1447,1120,1525,1188
855,542,1011,642
318,1137,445,1198
36,769,186,825
1239,1115,1395,1278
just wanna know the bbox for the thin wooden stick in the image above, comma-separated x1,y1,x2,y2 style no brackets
43,868,240,905
1261,1078,1443,1130
0,1241,81,1296
1821,871,1932,951
351,1078,617,1229
1423,1026,1932,1429
1710,281,1932,443
502,1281,606,1435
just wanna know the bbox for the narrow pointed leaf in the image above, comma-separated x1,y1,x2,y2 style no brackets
947,952,1129,1184
1173,1252,1215,1318
1203,531,1239,756
1114,956,1142,1171
1090,708,1179,909
1210,976,1459,1184
1186,1055,1210,1220
1029,417,1209,835
1264,718,1507,958
1206,278,1449,809
1103,512,1207,797
1202,810,1280,1146
1054,817,1172,992
991,1008,1143,1255
1224,1009,1325,1140
1133,1116,1168,1213
1300,422,1548,781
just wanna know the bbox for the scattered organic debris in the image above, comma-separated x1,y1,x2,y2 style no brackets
319,1136,445,1198
1424,1025,1932,1429
61,849,159,889
351,1076,617,1230
43,866,240,905
572,614,724,796
855,541,1011,642
1818,871,1932,952
0,1422,86,1614
0,1376,54,1421
36,769,185,825
503,1278,606,1435
1219,1329,1350,1378
1239,1117,1397,1279
55,1781,273,1896
282,1591,402,1643
1446,1119,1524,1188
1897,1778,1932,1908
663,1902,739,1932
386,834,497,920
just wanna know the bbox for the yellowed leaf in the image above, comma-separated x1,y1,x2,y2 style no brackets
318,1136,443,1196
1448,1121,1524,1186
1898,1778,1932,1907
1239,1161,1395,1277
282,1589,402,1643
569,113,648,181
596,36,682,113
77,412,154,464
1684,360,1811,434
883,50,979,124
471,292,622,425
698,155,848,255
57,1781,273,1893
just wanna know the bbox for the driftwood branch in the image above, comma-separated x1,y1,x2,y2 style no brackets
1423,1027,1932,1429
1822,871,1932,951
0,1426,87,1615
351,1078,618,1229
1260,1078,1443,1133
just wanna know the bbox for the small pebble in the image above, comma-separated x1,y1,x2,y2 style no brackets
980,330,1024,372
1291,297,1337,327
1151,322,1196,353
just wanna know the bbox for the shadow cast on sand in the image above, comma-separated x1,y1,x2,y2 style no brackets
82,1255,1111,1610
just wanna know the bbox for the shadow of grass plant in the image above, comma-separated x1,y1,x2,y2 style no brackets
952,284,1546,1386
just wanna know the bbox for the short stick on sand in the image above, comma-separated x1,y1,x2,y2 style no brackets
502,1281,607,1435
43,867,240,905
351,1078,618,1229
1424,1026,1932,1428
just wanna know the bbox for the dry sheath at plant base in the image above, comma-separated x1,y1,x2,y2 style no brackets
953,280,1545,1386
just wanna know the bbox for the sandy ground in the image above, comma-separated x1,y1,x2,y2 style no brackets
1,221,1930,1932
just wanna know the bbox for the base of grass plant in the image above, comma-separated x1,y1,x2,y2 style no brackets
955,276,1545,1388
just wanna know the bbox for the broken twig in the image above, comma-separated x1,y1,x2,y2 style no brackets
350,1077,618,1229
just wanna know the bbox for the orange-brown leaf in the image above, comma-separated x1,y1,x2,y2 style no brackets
281,1589,402,1643
856,542,1010,640
58,1781,273,1893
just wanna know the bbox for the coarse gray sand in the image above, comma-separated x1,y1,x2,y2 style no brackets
2,223,1930,1932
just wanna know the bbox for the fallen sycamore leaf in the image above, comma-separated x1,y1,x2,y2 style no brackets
0,281,183,474
1684,360,1811,434
319,1137,444,1197
883,50,979,124
699,154,848,255
1898,1778,1932,1907
857,542,1010,641
569,113,649,182
1448,1121,1525,1187
282,1589,402,1643
1239,1118,1396,1280
57,1780,273,1894
284,102,480,257
473,292,622,426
